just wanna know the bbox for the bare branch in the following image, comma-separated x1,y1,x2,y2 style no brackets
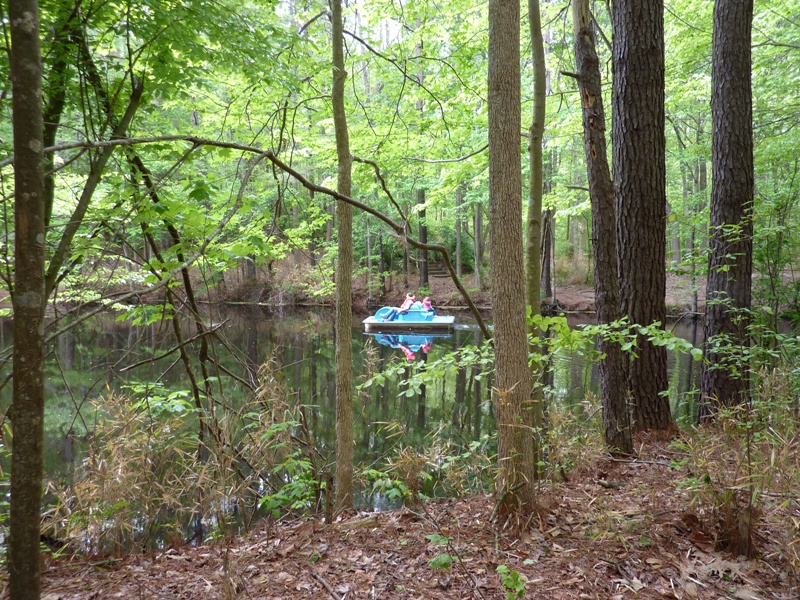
351,155,405,219
343,29,451,132
408,143,488,164
3,133,491,337
298,10,328,35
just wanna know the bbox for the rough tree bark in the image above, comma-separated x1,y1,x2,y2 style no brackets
572,0,632,454
332,0,354,511
612,0,672,430
488,0,536,518
700,0,754,419
8,1,47,597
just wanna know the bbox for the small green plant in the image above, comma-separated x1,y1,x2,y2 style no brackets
424,532,452,546
428,552,454,571
361,468,414,503
258,454,319,517
497,565,527,599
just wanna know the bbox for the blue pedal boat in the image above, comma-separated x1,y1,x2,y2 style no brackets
362,306,455,333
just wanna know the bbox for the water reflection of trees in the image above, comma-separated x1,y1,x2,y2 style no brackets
0,308,702,549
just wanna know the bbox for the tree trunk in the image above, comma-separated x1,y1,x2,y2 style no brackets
526,0,546,479
455,186,463,278
541,209,553,299
378,234,386,297
667,202,681,264
612,0,672,430
488,0,536,518
474,206,482,288
572,0,633,454
403,204,410,289
418,194,428,289
700,0,754,419
331,0,354,512
9,1,47,597
366,229,373,306
42,3,79,227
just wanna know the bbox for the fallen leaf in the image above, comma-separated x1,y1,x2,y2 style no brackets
275,571,295,585
683,580,698,598
732,588,762,600
646,558,664,568
689,531,715,553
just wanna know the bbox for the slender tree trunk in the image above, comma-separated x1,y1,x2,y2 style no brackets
378,234,386,297
366,229,373,306
474,206,482,288
612,0,672,430
415,28,428,291
572,0,633,454
403,205,410,289
42,3,79,227
541,209,553,299
331,0,354,511
526,0,546,478
456,186,463,278
700,0,754,419
418,194,428,289
9,1,46,597
488,0,536,518
667,202,681,264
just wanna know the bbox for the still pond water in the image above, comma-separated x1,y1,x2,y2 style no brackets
0,305,702,491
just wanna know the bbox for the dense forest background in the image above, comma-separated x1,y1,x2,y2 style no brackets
2,0,800,598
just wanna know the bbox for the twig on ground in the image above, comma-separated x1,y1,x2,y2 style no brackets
310,571,343,600
600,456,672,467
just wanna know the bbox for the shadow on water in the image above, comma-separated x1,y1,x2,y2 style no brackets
0,307,703,549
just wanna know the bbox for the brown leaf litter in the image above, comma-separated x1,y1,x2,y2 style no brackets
18,442,799,599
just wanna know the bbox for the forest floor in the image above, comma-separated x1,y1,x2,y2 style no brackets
34,437,796,600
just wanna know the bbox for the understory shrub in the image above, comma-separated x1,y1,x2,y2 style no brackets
45,356,321,554
670,372,800,574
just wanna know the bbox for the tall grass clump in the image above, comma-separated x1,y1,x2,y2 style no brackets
671,362,800,580
45,354,322,555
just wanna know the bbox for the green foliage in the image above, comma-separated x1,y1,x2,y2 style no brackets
258,454,319,518
670,372,800,562
497,565,527,599
425,532,453,546
124,382,195,418
428,552,455,571
361,468,414,503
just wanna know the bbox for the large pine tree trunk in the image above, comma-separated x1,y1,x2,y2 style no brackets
488,0,537,518
572,0,632,454
9,1,47,597
331,0,354,511
612,0,672,430
700,0,754,418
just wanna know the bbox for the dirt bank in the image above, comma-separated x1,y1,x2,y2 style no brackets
354,273,704,317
